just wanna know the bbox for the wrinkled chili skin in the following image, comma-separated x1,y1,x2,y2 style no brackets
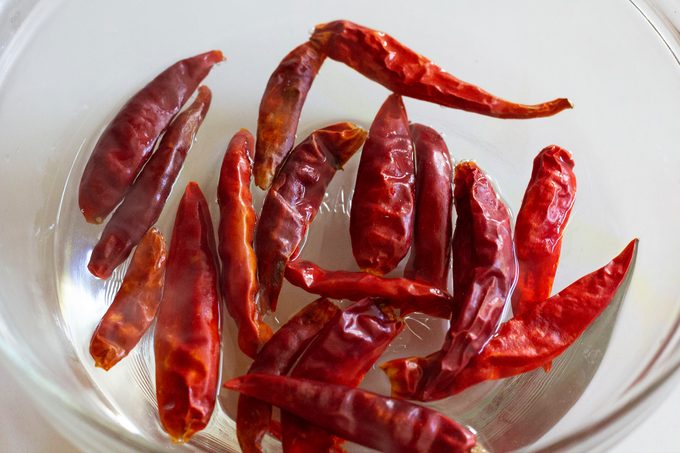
237,298,339,453
89,228,166,370
218,129,272,359
285,259,453,318
311,20,571,119
79,51,223,224
225,374,477,453
255,122,367,312
512,145,576,316
154,182,221,442
404,124,453,290
88,87,212,279
254,41,327,189
350,93,415,275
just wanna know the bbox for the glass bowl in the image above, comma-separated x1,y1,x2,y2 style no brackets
1,0,679,451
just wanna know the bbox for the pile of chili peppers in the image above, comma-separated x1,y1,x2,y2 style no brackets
80,19,637,452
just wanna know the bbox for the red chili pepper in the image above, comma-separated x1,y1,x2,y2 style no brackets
154,182,221,442
237,298,339,453
254,41,327,189
285,259,453,318
225,374,477,453
512,145,577,316
89,228,166,370
79,51,223,224
382,161,516,401
350,93,415,275
404,123,453,290
255,122,367,312
311,20,571,119
218,129,272,359
87,86,212,279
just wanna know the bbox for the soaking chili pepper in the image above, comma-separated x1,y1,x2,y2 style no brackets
285,259,453,318
254,41,327,189
350,93,415,275
87,86,212,279
512,145,576,316
154,182,221,442
382,161,516,401
403,123,453,290
218,129,271,359
79,50,223,224
281,299,404,452
89,228,166,370
237,298,339,453
311,20,571,119
255,122,367,312
225,374,477,453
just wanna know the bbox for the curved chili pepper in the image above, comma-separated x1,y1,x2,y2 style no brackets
382,161,516,401
285,259,453,318
404,123,453,290
218,129,271,359
154,182,221,442
79,51,223,224
237,298,339,453
350,93,415,275
512,145,576,316
254,41,327,189
88,86,212,279
311,20,571,119
255,122,367,312
225,374,477,453
89,228,166,370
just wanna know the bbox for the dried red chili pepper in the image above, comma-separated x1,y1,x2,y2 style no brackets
225,374,477,453
89,228,166,370
254,41,327,189
88,86,212,279
350,93,415,275
237,298,339,453
154,182,221,442
285,259,453,318
512,145,576,316
311,20,571,119
404,123,453,290
382,161,516,401
79,50,223,224
218,129,271,359
255,122,367,312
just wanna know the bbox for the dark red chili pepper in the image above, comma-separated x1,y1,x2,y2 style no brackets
89,228,166,370
254,41,327,189
218,129,272,359
404,123,453,290
237,298,339,453
512,145,577,316
350,93,415,275
225,374,477,453
87,86,212,279
311,20,571,119
255,122,367,312
285,259,453,318
382,161,516,401
154,182,221,442
79,51,223,224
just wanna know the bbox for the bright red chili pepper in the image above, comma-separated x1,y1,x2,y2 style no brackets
88,86,212,279
255,122,367,312
254,41,327,189
350,93,415,275
79,51,223,224
154,182,221,442
311,20,571,119
89,228,166,370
